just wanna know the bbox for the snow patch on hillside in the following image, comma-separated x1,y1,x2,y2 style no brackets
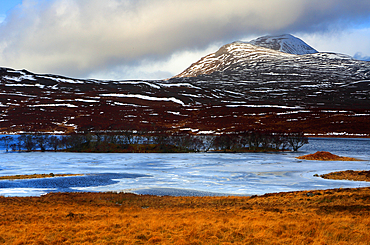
248,34,318,55
99,93,185,106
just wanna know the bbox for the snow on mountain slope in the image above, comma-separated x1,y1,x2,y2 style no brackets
174,42,295,78
248,34,318,55
174,34,370,81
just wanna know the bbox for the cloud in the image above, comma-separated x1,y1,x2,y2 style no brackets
0,0,370,79
298,27,370,57
354,53,370,61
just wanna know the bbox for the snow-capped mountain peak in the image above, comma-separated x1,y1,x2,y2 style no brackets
173,34,370,80
248,34,318,55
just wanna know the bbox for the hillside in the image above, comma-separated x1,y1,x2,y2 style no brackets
0,34,369,136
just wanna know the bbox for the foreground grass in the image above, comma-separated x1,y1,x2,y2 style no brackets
1,188,370,244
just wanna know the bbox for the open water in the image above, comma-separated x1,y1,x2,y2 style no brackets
0,138,369,197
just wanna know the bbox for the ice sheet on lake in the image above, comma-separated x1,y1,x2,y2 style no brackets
0,138,369,197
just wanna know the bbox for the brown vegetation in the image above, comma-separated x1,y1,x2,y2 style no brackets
1,188,370,244
297,151,362,161
0,173,83,180
320,170,370,182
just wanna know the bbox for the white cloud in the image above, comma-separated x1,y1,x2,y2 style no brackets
0,14,5,24
0,0,369,80
89,42,223,80
298,28,370,58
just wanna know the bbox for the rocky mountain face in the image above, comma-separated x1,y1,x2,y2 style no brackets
0,34,369,136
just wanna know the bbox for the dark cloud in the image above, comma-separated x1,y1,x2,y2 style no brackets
0,0,369,79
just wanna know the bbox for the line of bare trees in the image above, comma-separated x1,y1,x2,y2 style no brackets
0,131,308,152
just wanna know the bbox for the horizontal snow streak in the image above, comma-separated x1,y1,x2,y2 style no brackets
226,104,302,109
75,99,99,103
99,94,185,106
3,75,36,81
159,83,202,89
37,76,85,84
117,81,161,89
28,104,78,108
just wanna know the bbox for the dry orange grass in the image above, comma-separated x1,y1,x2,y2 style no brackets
0,173,83,180
297,151,362,161
320,170,370,182
1,188,370,244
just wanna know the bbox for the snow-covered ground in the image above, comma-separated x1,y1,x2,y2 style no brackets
0,138,369,197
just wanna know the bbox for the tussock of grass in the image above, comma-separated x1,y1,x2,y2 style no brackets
0,173,83,180
297,151,362,161
0,188,370,244
319,170,370,182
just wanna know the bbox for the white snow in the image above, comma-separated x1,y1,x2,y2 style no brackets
179,128,199,132
117,81,161,89
167,111,182,116
0,92,37,98
100,94,185,106
311,52,353,60
4,75,36,81
75,99,99,103
28,104,78,108
180,93,201,98
225,104,302,109
248,34,318,55
159,83,201,89
113,102,143,107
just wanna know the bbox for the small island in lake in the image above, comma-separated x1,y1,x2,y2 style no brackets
297,151,362,161
318,170,370,182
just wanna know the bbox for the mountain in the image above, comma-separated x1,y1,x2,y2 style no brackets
174,34,367,80
0,34,369,136
248,34,318,55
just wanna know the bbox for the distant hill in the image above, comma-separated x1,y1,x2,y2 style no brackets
0,34,369,136
173,34,366,80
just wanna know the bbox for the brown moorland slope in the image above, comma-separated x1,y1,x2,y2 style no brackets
0,67,369,136
0,188,370,244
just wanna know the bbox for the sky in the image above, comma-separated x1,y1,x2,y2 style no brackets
0,0,370,80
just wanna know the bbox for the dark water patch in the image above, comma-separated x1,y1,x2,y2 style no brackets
0,173,149,193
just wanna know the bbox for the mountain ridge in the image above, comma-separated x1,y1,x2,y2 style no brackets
0,34,369,136
174,34,368,79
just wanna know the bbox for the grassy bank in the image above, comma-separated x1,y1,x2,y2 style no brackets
1,188,370,244
319,170,370,182
0,173,82,180
297,151,362,161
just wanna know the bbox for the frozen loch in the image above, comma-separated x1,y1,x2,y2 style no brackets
0,138,369,197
